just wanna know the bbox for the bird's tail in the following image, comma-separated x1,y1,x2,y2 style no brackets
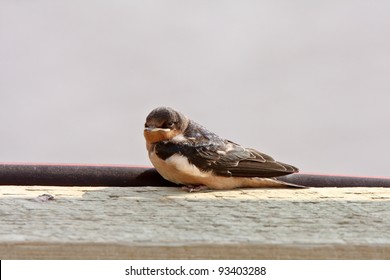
273,178,308,188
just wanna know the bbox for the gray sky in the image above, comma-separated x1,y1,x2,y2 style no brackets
1,1,390,177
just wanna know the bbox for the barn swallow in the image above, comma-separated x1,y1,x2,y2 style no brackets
144,106,302,191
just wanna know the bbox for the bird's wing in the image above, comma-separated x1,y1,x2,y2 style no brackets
155,140,298,178
215,146,299,177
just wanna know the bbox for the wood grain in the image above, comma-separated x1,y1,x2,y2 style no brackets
1,186,390,259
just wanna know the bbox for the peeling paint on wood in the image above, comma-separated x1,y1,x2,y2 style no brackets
1,186,390,259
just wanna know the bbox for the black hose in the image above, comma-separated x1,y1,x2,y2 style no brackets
278,173,390,187
1,163,389,187
0,163,173,186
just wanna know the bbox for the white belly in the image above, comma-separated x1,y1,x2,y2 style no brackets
148,150,287,189
149,151,212,185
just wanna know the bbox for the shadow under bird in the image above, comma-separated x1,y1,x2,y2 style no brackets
144,106,303,191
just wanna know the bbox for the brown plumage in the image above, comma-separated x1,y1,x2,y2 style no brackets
144,106,303,191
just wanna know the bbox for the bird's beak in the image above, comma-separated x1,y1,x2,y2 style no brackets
144,127,171,132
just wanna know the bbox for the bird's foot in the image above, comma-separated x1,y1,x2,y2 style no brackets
181,185,209,192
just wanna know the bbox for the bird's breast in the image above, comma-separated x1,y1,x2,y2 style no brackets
148,149,212,185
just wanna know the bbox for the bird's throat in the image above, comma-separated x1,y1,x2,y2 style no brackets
144,129,181,144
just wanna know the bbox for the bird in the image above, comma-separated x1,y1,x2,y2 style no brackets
144,106,303,191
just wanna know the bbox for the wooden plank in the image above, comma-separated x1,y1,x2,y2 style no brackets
1,186,390,259
2,243,390,260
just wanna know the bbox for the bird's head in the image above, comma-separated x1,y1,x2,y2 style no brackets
144,107,189,144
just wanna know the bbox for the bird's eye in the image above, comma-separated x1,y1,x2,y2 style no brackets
164,121,175,128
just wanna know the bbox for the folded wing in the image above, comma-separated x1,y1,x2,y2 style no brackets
155,140,298,178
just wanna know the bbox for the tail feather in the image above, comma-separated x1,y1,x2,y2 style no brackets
275,179,308,188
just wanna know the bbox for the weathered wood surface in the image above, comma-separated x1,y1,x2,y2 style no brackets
1,185,390,259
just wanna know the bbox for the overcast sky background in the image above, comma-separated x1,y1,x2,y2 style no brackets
1,1,390,177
